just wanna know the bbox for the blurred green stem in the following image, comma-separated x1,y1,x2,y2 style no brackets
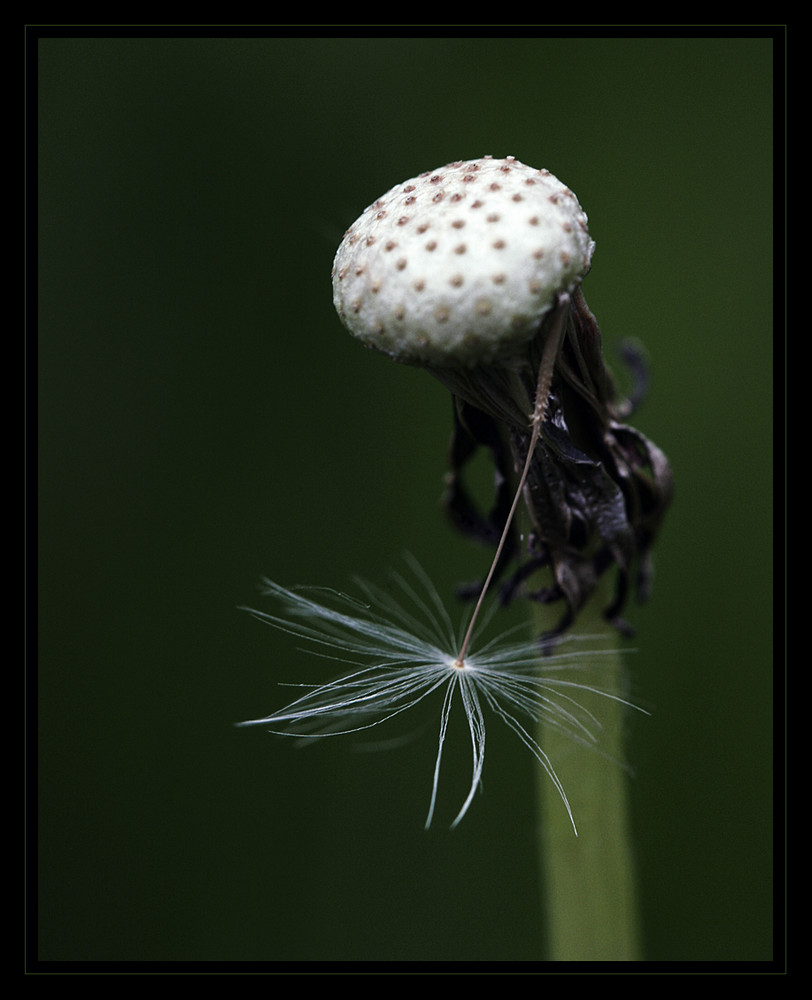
533,593,642,961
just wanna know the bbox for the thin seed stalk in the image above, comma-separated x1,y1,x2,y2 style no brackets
532,587,642,961
466,296,643,960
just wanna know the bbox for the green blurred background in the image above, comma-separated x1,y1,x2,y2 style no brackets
36,33,776,964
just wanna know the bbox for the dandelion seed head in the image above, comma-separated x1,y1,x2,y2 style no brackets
332,157,593,367
238,558,645,831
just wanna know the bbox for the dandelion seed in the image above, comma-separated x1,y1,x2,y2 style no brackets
241,159,665,834
237,558,645,831
241,291,643,831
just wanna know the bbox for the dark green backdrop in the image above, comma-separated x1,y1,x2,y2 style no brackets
36,33,777,964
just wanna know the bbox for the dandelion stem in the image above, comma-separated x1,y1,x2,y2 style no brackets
456,293,569,665
533,594,642,960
